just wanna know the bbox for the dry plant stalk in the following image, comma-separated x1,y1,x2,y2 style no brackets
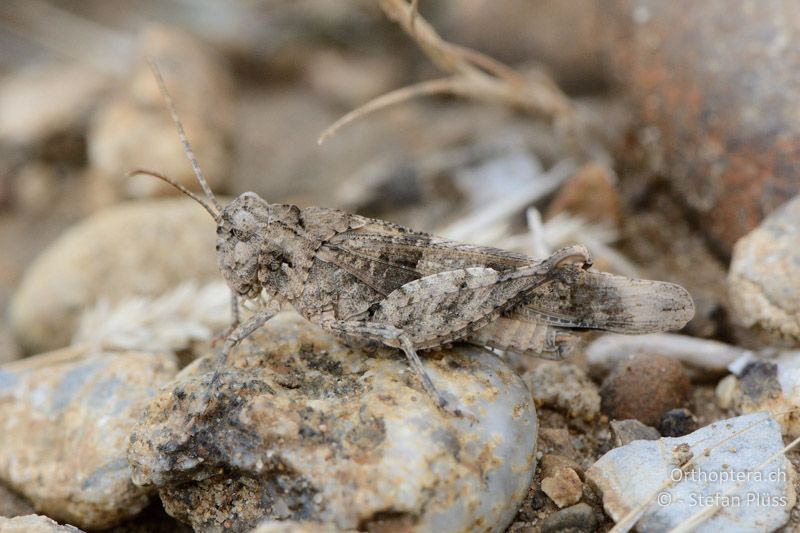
318,0,573,143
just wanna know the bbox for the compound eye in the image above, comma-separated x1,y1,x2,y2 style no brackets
232,228,248,241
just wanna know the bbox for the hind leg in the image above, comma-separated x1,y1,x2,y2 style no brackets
323,320,465,417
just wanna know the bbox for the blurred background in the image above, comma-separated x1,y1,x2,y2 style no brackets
1,0,799,361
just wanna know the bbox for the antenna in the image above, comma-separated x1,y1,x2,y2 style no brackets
146,57,223,214
127,169,219,219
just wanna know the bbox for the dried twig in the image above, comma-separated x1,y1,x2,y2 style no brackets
440,159,576,243
586,333,749,378
319,0,572,143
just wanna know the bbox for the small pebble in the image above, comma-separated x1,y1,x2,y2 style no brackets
600,353,690,426
541,467,583,508
523,361,600,421
250,520,343,533
539,454,584,480
720,354,800,436
609,419,661,447
728,195,800,346
0,515,84,533
538,428,577,458
540,502,598,533
659,408,698,437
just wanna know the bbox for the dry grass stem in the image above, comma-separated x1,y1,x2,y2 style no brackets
441,159,576,243
319,0,572,144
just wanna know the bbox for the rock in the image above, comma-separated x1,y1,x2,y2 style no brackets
719,353,800,436
88,26,235,201
540,468,583,508
523,361,601,421
0,483,34,518
538,428,577,458
600,353,690,426
659,408,698,437
606,0,800,253
609,419,660,447
587,413,795,532
250,521,345,533
0,515,84,533
728,195,800,346
586,333,746,382
0,347,177,529
714,374,738,410
540,503,598,533
128,313,537,533
539,454,584,481
10,199,219,354
0,63,110,148
545,162,622,227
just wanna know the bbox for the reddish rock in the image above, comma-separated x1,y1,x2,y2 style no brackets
606,0,800,253
600,353,691,426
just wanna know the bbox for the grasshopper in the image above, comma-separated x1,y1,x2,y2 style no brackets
132,61,694,416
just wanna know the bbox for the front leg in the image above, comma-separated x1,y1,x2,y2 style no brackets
212,291,242,347
323,319,464,418
207,307,277,397
229,291,241,330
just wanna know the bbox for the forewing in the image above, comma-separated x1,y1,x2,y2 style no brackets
373,266,547,347
317,222,533,297
516,265,695,333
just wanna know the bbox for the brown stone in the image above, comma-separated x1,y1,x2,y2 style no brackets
539,454,584,481
600,353,691,426
540,467,583,508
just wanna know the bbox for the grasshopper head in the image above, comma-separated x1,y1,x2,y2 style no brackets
217,192,306,301
216,192,266,298
132,60,309,302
